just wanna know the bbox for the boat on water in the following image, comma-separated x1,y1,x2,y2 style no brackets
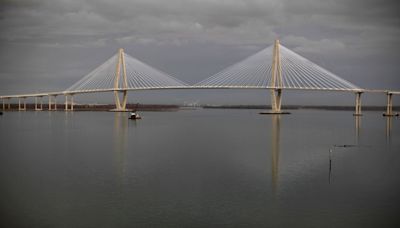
0,111,3,115
129,111,141,120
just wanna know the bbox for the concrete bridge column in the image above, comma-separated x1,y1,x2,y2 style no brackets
383,92,398,116
35,97,43,111
353,91,363,116
71,95,74,111
260,89,289,115
48,96,52,111
65,95,68,111
121,90,128,110
2,99,4,111
7,98,10,110
385,92,392,116
35,97,39,110
48,95,58,111
18,97,26,111
64,94,74,111
65,94,74,111
271,89,282,113
111,90,129,112
53,96,57,110
114,91,122,110
18,98,22,111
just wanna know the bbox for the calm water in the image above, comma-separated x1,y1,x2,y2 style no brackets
0,109,399,227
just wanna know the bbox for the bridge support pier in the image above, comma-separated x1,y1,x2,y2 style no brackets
2,99,4,111
383,92,398,116
121,91,128,110
48,95,58,111
35,97,43,111
7,98,10,110
65,94,74,111
353,91,363,116
18,98,26,111
271,89,282,113
48,96,52,111
71,95,74,111
260,89,290,115
53,96,57,111
111,90,130,112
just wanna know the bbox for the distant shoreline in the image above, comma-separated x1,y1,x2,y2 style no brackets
202,105,400,111
2,103,399,111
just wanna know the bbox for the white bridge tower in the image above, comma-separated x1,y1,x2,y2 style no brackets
112,48,129,112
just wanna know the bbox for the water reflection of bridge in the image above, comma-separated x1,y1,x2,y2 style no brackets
271,115,280,193
1,40,399,117
107,109,394,194
269,113,395,192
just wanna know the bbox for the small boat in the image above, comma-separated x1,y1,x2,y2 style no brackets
129,111,141,120
0,111,3,115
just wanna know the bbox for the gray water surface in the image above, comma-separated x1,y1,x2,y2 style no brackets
0,109,399,227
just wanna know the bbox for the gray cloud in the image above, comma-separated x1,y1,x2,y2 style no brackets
0,0,399,105
2,0,398,46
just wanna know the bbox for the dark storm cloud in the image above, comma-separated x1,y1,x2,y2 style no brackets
0,0,399,104
1,0,399,48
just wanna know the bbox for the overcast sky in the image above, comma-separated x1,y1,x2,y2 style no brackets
0,0,399,105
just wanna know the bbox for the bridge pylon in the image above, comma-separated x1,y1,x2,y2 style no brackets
383,92,399,117
111,48,131,112
353,91,363,116
261,39,289,115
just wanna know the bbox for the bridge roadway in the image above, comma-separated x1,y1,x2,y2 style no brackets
1,86,399,116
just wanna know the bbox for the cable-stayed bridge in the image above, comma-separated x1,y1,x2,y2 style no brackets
1,40,398,116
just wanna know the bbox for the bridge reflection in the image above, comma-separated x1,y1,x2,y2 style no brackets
113,113,129,186
386,116,392,144
355,116,361,145
270,115,281,194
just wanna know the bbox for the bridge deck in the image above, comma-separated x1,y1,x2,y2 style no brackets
1,86,398,99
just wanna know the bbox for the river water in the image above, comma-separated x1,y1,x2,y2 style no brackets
0,109,399,227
